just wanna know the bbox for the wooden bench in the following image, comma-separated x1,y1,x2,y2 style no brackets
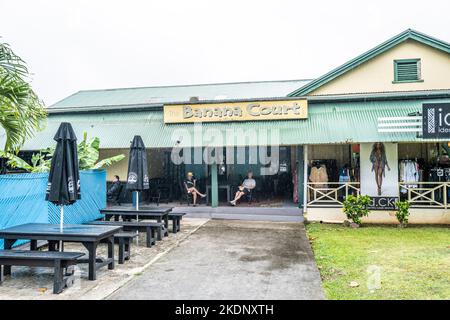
100,232,138,264
87,221,165,247
168,213,186,233
0,250,84,294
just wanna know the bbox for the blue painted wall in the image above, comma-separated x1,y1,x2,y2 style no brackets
0,170,106,249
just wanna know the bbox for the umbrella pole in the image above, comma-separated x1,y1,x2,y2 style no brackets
59,205,64,252
135,191,139,246
136,191,139,211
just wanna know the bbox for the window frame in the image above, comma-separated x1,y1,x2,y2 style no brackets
393,58,423,83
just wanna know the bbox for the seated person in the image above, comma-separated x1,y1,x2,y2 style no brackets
107,175,121,201
230,171,256,206
183,172,206,206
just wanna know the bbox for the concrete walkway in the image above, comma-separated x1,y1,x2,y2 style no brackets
108,219,325,300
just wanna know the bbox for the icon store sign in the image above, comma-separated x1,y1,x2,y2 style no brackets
423,103,450,139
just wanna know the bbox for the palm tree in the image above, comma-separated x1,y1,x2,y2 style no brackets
0,40,46,152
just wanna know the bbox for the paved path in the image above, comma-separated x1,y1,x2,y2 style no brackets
108,219,325,300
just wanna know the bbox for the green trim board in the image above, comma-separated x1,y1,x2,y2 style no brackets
46,89,450,115
288,29,450,97
13,98,450,150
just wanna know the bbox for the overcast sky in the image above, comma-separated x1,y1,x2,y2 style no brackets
0,0,449,105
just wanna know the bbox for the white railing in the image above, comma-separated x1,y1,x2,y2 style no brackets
307,181,450,209
307,182,360,207
399,182,449,208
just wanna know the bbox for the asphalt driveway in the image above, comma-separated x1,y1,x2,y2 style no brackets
108,219,325,300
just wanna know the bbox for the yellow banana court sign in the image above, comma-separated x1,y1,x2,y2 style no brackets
164,99,308,123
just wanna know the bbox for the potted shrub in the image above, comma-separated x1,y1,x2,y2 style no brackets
342,195,371,227
394,200,410,228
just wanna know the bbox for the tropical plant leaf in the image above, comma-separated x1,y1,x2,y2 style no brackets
3,131,125,172
93,154,125,169
0,150,32,171
0,41,46,152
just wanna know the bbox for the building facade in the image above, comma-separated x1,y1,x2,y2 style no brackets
3,29,450,223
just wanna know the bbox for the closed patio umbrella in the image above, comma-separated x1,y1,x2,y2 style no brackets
45,122,80,238
126,135,149,214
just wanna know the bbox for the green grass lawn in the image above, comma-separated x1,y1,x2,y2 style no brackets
305,223,450,300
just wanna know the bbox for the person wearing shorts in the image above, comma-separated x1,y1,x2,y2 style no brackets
230,171,256,206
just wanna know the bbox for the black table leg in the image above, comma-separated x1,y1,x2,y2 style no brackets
160,215,169,238
145,227,156,247
118,237,125,264
164,214,169,230
107,236,114,270
82,241,98,281
156,218,163,240
48,240,58,251
53,259,64,294
145,227,152,247
124,239,131,261
3,239,16,276
30,240,37,251
172,219,177,233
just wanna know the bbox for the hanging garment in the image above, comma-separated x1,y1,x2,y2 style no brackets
309,165,328,188
400,160,419,193
339,167,350,183
404,161,419,188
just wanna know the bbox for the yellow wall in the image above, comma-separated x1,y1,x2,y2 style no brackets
99,148,168,181
306,207,450,225
311,39,450,95
99,149,129,181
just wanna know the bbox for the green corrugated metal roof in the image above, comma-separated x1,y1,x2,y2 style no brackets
50,79,311,110
16,98,450,150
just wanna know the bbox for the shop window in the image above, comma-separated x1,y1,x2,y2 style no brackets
393,59,422,83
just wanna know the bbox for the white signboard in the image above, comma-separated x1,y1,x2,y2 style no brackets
360,142,399,197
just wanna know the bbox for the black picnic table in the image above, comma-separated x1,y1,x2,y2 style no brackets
100,207,172,232
0,223,122,281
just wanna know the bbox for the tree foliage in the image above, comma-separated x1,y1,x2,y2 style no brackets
2,132,125,172
0,41,46,151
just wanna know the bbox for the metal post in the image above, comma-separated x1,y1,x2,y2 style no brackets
60,205,64,232
303,145,308,214
211,164,218,207
444,182,447,209
59,206,64,252
297,146,304,209
136,191,139,211
135,191,139,246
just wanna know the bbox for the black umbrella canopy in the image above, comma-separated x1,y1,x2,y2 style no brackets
45,122,80,205
126,135,149,191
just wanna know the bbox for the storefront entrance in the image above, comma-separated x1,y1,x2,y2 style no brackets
183,146,298,207
102,145,301,209
305,142,450,209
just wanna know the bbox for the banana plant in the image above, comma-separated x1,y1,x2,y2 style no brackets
1,131,125,172
0,150,51,173
77,132,101,170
